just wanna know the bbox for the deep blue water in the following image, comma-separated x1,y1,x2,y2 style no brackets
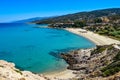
0,23,95,73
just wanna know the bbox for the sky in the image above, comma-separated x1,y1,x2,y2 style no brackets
0,0,120,22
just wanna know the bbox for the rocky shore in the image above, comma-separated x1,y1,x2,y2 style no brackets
61,44,120,80
0,44,120,80
0,60,48,80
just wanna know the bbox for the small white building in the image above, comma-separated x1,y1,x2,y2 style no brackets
79,29,87,33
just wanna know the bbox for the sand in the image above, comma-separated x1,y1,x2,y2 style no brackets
1,28,120,80
45,69,76,80
65,28,120,45
45,28,120,79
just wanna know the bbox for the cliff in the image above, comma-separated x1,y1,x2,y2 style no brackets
61,45,120,80
0,60,47,80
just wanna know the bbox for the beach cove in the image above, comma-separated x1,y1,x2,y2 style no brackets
0,23,95,74
65,28,120,45
0,24,120,80
45,28,120,79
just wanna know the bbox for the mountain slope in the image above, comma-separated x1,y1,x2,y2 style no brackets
13,17,48,23
34,8,120,24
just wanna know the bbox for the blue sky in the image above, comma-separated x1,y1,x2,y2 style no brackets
0,0,120,22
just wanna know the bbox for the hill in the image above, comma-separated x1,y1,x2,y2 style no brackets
13,17,48,23
33,8,120,24
33,8,120,41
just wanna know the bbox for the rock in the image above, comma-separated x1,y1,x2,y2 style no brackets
0,60,46,80
19,78,26,80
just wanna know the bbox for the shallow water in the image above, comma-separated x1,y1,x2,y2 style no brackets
0,23,95,73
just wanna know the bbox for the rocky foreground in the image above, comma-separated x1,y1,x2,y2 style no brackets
0,60,48,80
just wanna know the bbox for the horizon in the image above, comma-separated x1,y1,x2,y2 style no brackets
0,0,120,23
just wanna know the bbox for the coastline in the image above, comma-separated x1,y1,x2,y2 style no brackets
45,69,76,79
44,27,120,79
0,28,120,80
65,28,120,45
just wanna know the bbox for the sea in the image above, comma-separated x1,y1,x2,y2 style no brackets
0,23,95,73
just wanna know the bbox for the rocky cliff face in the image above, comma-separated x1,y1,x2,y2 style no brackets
0,60,47,80
61,45,120,80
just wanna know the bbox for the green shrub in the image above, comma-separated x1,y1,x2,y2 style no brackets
102,67,120,77
114,51,120,61
0,65,3,67
14,69,22,75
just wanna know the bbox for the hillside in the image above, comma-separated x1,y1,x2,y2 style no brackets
33,8,120,24
13,17,48,23
33,8,120,41
61,45,120,80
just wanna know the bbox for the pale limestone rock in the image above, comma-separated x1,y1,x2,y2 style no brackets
0,60,46,80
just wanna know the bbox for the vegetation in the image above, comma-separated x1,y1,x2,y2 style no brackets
73,20,86,28
0,65,4,67
33,8,120,41
114,51,120,61
94,18,102,23
33,8,120,24
14,69,23,75
34,8,120,78
91,45,113,55
93,25,120,40
90,45,120,77
101,51,120,77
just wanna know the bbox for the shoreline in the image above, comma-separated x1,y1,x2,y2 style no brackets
65,28,120,45
0,28,120,80
41,28,120,79
45,69,76,79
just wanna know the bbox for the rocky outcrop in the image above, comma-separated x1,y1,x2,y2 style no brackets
0,45,120,80
61,45,120,80
0,60,47,80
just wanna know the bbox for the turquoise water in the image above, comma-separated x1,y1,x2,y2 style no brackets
0,23,95,73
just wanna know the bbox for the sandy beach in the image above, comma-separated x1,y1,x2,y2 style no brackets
0,28,120,80
45,69,76,80
44,28,120,79
65,28,120,45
